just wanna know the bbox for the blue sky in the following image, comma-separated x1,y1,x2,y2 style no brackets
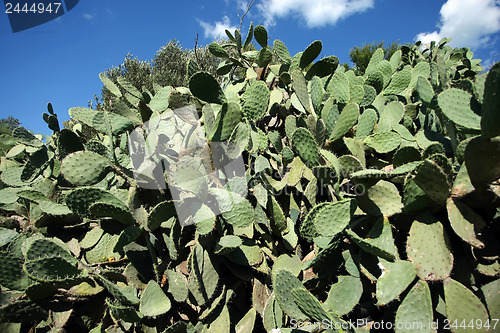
1,0,499,135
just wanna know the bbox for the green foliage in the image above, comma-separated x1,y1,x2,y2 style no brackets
349,40,402,74
0,23,498,333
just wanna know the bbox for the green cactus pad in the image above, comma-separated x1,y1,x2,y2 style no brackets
165,269,188,303
24,256,81,282
481,62,500,138
364,131,401,154
446,198,486,249
189,72,226,105
443,278,489,333
305,55,339,79
325,275,363,316
65,187,126,218
356,108,378,138
222,198,254,228
273,270,308,320
69,107,134,135
139,280,171,317
365,71,384,93
0,188,19,205
98,276,139,305
437,88,481,130
292,127,320,168
416,76,435,105
273,39,292,64
147,201,176,231
12,127,43,148
38,201,72,216
329,102,359,141
300,40,322,69
268,131,283,152
61,151,110,186
148,86,172,112
0,252,30,290
291,287,331,322
376,259,416,306
358,180,403,217
406,214,453,281
464,136,500,188
291,70,312,112
403,177,433,214
57,128,84,158
327,72,350,104
365,48,384,76
208,42,229,58
384,68,411,95
79,227,104,249
99,73,122,98
210,102,243,141
480,279,500,320
375,101,405,133
253,25,268,48
395,281,433,333
89,201,135,225
393,146,421,167
314,199,357,237
346,217,397,261
25,238,76,264
413,159,449,206
300,202,329,240
242,81,270,120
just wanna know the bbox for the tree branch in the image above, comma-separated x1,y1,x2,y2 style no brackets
238,0,256,31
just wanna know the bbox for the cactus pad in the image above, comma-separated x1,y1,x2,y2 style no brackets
406,214,453,281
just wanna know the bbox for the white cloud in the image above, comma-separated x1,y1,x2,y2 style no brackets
256,0,374,28
83,13,95,20
198,16,238,40
415,0,500,49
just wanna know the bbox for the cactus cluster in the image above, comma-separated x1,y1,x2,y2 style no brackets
0,24,499,332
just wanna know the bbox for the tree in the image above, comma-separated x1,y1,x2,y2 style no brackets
95,40,220,110
0,116,20,135
349,41,402,74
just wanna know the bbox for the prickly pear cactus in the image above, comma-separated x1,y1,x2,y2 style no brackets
0,23,498,333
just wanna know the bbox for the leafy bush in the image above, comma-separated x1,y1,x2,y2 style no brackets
0,23,499,333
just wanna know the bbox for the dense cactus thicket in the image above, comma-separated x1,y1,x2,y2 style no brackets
0,23,499,333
